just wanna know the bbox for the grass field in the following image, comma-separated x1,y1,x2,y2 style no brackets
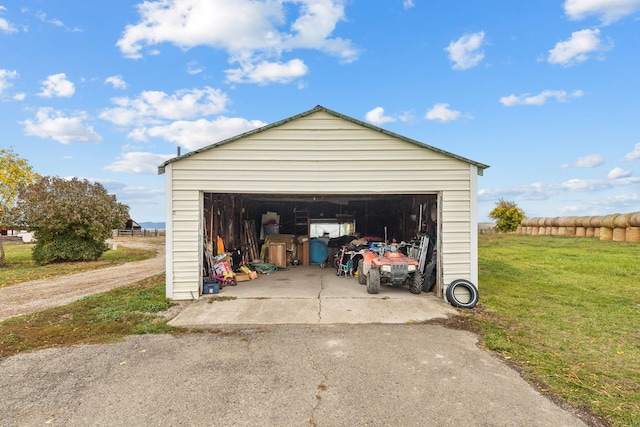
476,234,640,427
0,239,159,287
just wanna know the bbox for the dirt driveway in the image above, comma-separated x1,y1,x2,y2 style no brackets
0,238,165,322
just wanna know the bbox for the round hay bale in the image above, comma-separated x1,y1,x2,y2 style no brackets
601,214,621,229
614,213,632,228
600,227,613,241
545,226,553,236
558,226,567,236
550,217,561,227
551,226,558,236
575,227,586,237
626,227,640,242
565,227,576,237
557,216,576,227
576,216,593,227
612,228,626,242
585,227,594,238
590,216,602,228
537,217,547,227
594,227,600,238
629,212,640,227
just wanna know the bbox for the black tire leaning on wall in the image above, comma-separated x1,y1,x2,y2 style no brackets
445,279,479,309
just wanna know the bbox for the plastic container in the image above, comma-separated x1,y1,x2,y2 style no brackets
309,239,328,264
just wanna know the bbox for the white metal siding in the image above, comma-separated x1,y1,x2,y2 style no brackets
167,111,476,299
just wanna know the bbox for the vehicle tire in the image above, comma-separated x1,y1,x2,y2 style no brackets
409,272,423,294
358,259,366,285
445,279,479,309
422,260,436,292
366,269,380,294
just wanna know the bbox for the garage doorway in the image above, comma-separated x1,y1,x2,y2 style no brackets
201,193,440,295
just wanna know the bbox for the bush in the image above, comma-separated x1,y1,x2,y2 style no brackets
32,233,105,265
489,199,525,232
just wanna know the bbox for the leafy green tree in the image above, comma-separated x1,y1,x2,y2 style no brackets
12,176,129,265
0,147,40,267
489,199,526,232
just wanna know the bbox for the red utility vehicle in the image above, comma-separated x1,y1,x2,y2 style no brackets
358,244,423,294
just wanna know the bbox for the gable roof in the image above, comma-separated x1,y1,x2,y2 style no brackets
158,105,489,175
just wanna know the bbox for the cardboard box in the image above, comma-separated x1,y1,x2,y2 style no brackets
266,243,287,267
302,241,309,266
235,273,251,282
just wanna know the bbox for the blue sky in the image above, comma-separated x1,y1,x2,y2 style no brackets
1,0,639,223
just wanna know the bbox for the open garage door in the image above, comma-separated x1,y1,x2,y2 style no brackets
201,192,440,294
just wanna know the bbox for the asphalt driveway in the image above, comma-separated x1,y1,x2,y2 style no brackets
0,261,597,426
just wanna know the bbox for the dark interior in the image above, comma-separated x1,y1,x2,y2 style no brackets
204,193,438,253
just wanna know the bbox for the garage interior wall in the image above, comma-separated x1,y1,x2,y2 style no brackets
162,108,484,300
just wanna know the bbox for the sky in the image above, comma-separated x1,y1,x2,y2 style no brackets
1,0,640,224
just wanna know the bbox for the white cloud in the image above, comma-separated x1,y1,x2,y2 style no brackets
425,103,461,122
22,107,103,144
365,107,396,125
403,0,415,9
0,69,18,95
186,61,204,75
129,117,267,150
364,107,413,125
13,92,26,101
105,75,127,89
607,166,631,179
624,142,640,161
36,11,63,27
38,73,75,98
564,0,640,24
100,87,229,126
479,172,640,203
225,59,308,85
116,0,358,85
500,89,584,106
561,154,604,168
445,31,485,70
548,29,610,66
104,151,175,174
0,6,17,33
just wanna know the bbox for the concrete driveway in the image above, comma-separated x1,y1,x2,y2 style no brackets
169,265,457,327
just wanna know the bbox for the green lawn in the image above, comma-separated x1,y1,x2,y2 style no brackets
1,240,158,287
476,234,640,427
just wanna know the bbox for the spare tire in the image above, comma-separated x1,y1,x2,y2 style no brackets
446,279,479,309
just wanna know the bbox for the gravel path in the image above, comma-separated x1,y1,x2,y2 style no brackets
0,238,165,322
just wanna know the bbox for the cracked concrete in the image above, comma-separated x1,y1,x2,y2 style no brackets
169,265,457,328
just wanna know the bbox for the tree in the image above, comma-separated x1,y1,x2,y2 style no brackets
12,176,129,265
0,147,40,267
489,199,526,232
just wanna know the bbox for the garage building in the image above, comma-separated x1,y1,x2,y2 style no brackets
159,105,489,301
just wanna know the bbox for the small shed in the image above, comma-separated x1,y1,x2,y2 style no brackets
159,105,488,301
